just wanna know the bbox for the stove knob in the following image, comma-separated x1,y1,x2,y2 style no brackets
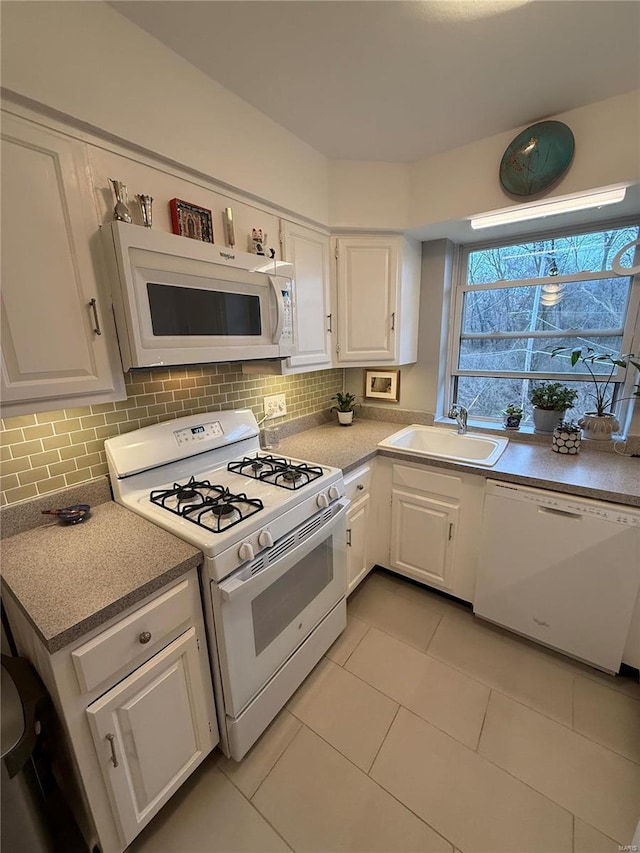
328,485,340,501
316,493,329,509
238,542,255,562
258,529,274,549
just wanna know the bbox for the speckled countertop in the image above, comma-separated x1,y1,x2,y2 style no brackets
1,501,201,653
279,420,640,507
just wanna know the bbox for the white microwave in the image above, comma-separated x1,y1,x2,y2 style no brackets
103,222,295,370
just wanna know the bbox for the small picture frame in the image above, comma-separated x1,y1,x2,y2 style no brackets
169,198,214,243
364,369,401,403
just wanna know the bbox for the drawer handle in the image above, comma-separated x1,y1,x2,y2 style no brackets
356,484,364,491
139,631,152,644
346,528,352,546
106,733,119,768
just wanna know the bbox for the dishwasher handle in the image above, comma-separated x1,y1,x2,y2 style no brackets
537,506,582,520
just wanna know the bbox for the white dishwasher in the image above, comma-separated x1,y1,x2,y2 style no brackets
474,480,640,673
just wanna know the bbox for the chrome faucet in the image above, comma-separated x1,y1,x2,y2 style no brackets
448,404,468,434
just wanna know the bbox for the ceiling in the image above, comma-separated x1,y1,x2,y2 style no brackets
110,0,640,163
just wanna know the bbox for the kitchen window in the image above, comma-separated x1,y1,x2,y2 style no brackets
447,221,640,428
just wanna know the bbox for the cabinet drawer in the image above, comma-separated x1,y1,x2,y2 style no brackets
392,464,462,499
72,577,194,693
344,464,372,501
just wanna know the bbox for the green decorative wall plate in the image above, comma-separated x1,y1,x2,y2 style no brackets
499,121,575,197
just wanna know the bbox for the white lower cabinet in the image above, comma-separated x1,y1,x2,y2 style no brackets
3,569,217,853
347,493,371,593
376,457,484,602
390,489,459,590
344,464,375,594
87,627,214,845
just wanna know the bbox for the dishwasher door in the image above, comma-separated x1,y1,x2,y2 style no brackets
474,480,640,673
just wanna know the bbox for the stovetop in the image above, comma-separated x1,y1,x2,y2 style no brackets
106,412,344,576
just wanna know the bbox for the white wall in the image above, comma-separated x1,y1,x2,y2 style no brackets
329,92,640,232
0,1,329,225
329,161,410,230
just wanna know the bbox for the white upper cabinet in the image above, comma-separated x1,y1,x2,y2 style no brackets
0,112,125,417
334,235,420,366
242,221,332,376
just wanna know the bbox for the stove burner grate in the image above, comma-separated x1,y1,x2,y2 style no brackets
151,476,263,532
228,454,324,490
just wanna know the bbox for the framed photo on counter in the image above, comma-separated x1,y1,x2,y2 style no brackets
364,369,400,402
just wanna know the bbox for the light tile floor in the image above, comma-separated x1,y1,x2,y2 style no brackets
129,570,640,853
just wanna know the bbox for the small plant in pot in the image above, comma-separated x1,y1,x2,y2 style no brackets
502,403,524,430
552,420,582,455
551,346,640,441
529,381,578,434
331,392,357,426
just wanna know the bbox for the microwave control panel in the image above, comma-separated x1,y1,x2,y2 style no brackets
281,284,294,346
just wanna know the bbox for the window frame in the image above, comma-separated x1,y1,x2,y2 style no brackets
444,217,640,432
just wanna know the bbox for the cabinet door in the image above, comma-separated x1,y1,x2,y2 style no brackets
1,113,125,416
281,221,332,369
336,237,398,363
347,493,371,594
86,627,215,846
390,488,458,591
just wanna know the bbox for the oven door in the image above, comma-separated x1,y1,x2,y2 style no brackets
212,499,348,717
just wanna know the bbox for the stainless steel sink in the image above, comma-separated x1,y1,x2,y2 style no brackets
377,425,509,467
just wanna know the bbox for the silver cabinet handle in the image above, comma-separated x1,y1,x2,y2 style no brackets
106,733,119,767
326,313,332,333
139,631,152,644
89,298,102,336
346,528,352,546
391,311,396,331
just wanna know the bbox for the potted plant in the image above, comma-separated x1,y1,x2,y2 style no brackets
552,420,582,455
331,391,357,426
551,347,640,441
529,381,578,434
502,403,524,430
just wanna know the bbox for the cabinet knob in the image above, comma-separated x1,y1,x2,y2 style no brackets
356,484,364,491
139,631,152,644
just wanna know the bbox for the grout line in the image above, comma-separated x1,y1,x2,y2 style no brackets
366,703,400,775
339,620,370,669
248,718,305,803
572,813,575,853
475,689,491,753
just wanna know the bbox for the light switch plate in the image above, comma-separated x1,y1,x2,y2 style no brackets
264,393,287,419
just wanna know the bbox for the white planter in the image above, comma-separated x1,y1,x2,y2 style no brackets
578,412,620,441
337,411,354,426
532,407,563,435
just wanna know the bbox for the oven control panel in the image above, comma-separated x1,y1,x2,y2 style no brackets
174,421,224,446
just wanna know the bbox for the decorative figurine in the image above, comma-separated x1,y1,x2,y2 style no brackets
136,194,153,228
109,178,132,223
249,228,266,256
223,207,235,248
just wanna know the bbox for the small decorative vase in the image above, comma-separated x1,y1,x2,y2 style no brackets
503,413,522,430
532,407,563,435
552,426,581,454
136,194,153,228
337,411,354,426
578,412,620,441
109,178,132,223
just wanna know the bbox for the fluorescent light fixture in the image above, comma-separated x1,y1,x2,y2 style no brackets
470,186,627,230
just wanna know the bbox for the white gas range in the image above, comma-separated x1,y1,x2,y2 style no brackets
105,410,348,760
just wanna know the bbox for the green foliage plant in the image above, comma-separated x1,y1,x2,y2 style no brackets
529,381,578,411
503,404,524,416
550,347,640,416
331,392,357,412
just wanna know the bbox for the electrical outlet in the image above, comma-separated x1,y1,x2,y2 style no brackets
264,393,287,420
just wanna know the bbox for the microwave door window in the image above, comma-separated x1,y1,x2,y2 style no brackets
147,282,262,336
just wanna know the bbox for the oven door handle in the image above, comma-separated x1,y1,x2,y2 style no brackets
219,499,350,603
269,276,284,344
